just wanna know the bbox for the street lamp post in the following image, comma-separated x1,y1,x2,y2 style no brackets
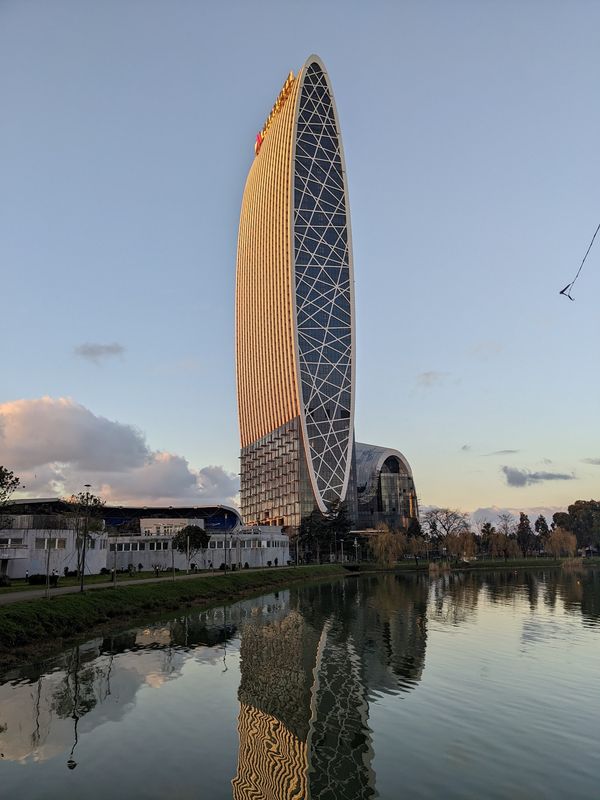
340,539,344,564
45,535,51,600
113,537,117,588
353,537,358,563
80,485,91,593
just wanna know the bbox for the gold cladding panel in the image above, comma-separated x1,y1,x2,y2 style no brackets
236,72,303,447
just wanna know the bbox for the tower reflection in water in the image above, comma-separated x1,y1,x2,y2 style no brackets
232,575,428,800
0,574,429,790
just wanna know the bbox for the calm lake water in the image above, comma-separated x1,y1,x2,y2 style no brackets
1,568,599,799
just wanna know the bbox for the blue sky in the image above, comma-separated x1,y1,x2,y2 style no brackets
1,0,599,513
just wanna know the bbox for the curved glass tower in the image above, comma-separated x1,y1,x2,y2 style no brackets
236,55,356,528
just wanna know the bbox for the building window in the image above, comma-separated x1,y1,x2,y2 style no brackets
57,539,66,549
35,538,46,550
110,543,116,552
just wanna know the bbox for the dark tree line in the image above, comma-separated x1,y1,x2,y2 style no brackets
297,500,352,562
553,501,600,551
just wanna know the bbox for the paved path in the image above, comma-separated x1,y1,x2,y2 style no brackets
0,569,253,607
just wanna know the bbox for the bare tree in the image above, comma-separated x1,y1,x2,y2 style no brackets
423,508,471,559
423,508,471,538
64,490,105,588
497,512,516,538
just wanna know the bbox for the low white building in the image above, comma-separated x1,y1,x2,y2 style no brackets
0,516,108,579
110,527,290,572
0,516,289,578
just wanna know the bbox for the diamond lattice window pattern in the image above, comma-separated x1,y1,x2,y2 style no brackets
294,63,353,505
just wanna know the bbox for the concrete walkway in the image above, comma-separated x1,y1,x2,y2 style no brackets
0,569,253,607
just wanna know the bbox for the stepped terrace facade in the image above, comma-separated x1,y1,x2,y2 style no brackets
236,55,356,528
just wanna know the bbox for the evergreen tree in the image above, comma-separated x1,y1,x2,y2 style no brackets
534,515,550,552
299,509,329,563
516,513,534,556
325,499,351,540
479,521,496,556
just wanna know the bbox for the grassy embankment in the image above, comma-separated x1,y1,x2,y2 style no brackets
2,558,596,664
0,569,202,595
0,565,345,660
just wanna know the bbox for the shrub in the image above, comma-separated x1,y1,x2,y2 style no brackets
100,567,110,575
0,575,11,588
244,562,249,570
27,574,47,585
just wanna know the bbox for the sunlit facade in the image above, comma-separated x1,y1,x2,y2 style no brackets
236,55,356,528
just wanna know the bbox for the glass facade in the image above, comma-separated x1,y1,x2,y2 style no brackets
240,418,319,529
236,55,357,530
293,61,354,507
355,444,418,531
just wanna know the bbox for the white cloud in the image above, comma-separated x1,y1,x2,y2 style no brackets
0,397,239,507
0,397,148,471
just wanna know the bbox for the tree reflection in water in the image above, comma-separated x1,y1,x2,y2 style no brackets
0,567,598,795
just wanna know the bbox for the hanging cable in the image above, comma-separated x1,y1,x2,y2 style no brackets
560,220,600,300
